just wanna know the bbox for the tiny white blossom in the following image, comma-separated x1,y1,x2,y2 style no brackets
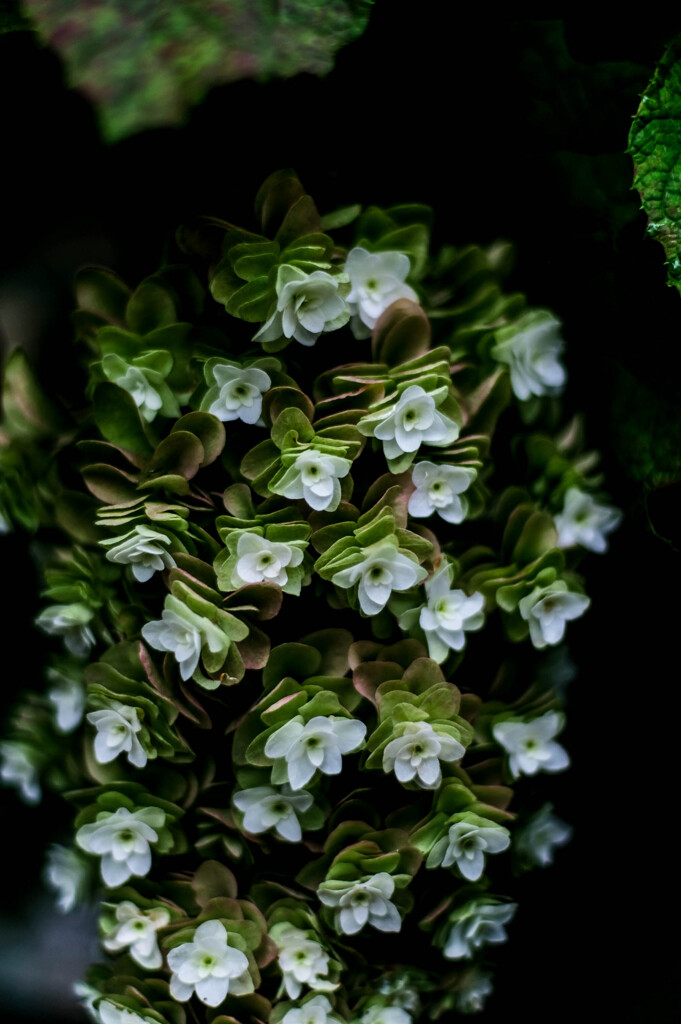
254,265,349,347
265,715,366,791
416,564,485,662
97,1002,152,1024
168,919,253,1006
516,804,572,867
233,784,314,842
232,533,304,588
408,462,477,524
281,994,340,1024
100,525,176,582
46,667,84,733
455,970,493,1013
76,806,165,887
332,541,427,616
427,819,510,880
274,924,335,999
318,873,401,935
36,603,96,658
371,386,459,462
491,313,566,401
493,711,569,780
141,595,227,681
204,363,271,424
102,358,165,423
103,900,170,969
345,247,418,338
361,1007,412,1024
519,582,590,649
554,487,622,553
383,721,464,789
87,701,148,769
0,741,40,804
443,902,517,960
44,844,88,913
271,449,352,512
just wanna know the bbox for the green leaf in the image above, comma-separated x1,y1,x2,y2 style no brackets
172,412,225,466
320,204,362,231
127,277,177,334
2,349,67,441
92,383,154,461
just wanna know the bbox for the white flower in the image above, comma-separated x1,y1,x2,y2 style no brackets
408,461,477,523
361,1007,413,1024
204,363,271,424
493,711,569,779
274,924,335,999
519,581,590,649
491,313,566,401
383,721,464,789
254,265,349,347
141,594,227,681
76,806,165,887
46,667,84,733
36,603,96,658
427,818,510,881
369,385,459,462
103,900,171,969
97,1001,153,1024
233,784,314,842
0,741,40,804
271,449,352,512
443,901,517,960
100,525,176,582
455,970,493,1013
232,533,304,589
102,357,165,424
73,982,101,1022
281,995,340,1024
416,564,485,662
516,804,572,867
331,540,427,616
87,701,148,769
318,873,401,935
168,919,253,1006
345,247,418,338
44,844,88,913
264,715,366,791
554,487,622,553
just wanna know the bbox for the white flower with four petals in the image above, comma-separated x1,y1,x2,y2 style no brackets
231,532,304,589
254,266,349,347
203,363,271,423
345,247,418,338
271,449,352,512
168,919,254,1006
331,541,427,616
408,462,477,523
493,711,569,780
76,806,165,887
318,873,401,935
87,701,148,769
264,715,366,790
555,487,622,553
103,900,170,969
382,721,464,789
100,526,176,582
518,581,590,649
233,785,315,842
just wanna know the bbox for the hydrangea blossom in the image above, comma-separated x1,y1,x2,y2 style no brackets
168,920,253,1005
518,581,590,648
270,449,352,512
415,564,485,662
100,525,176,582
408,462,477,523
44,844,89,913
331,541,427,616
491,313,566,400
46,667,84,733
516,804,573,867
264,715,366,790
0,740,40,804
318,873,401,935
202,362,271,423
35,603,96,658
231,532,305,589
361,1007,412,1024
281,995,340,1024
254,265,349,347
383,721,464,789
141,595,227,681
345,247,418,338
76,806,165,887
426,817,511,880
555,487,622,553
274,924,336,999
367,385,459,462
102,900,170,969
493,711,569,779
443,901,517,960
232,784,314,842
87,702,148,769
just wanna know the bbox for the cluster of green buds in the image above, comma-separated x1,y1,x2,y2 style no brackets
0,171,619,1022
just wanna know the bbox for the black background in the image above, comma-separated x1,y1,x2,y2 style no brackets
1,8,680,1022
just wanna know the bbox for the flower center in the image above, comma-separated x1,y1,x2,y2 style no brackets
118,830,135,843
202,955,215,968
306,737,320,748
273,801,289,814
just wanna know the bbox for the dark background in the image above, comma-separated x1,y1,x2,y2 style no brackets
1,9,680,1022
